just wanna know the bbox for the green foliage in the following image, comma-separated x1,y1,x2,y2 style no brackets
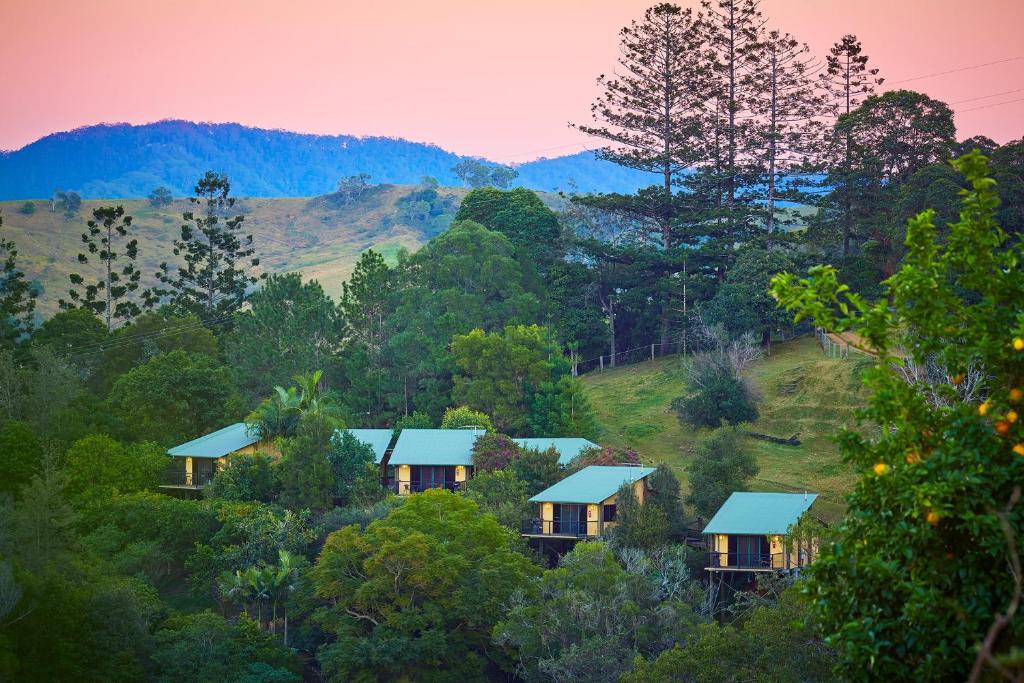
106,349,242,446
612,481,670,549
646,464,690,542
206,452,279,503
569,445,640,470
310,490,540,680
338,250,395,424
150,612,300,683
770,151,1024,680
151,171,265,319
394,411,433,429
247,369,342,440
226,273,343,404
451,324,568,434
91,311,219,395
63,435,168,509
686,428,759,520
59,205,141,331
440,405,493,431
623,587,833,683
470,432,521,471
527,375,600,439
509,446,563,496
148,186,173,207
0,421,43,498
495,542,700,682
674,354,759,428
16,201,35,215
326,430,379,505
455,187,562,265
0,214,37,347
451,159,518,189
462,468,531,530
705,247,798,344
276,413,337,512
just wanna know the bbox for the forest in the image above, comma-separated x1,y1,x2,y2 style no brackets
1,1,1023,681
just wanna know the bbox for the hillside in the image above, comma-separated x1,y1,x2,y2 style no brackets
1,183,475,317
580,337,870,520
0,120,655,200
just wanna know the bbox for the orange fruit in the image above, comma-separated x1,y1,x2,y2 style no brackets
873,463,889,476
905,451,922,465
996,421,1011,435
1014,443,1024,456
1008,410,1019,424
1010,388,1023,403
926,511,940,526
1014,337,1024,351
979,401,991,416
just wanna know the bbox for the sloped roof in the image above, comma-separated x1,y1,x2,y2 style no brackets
168,423,260,459
387,428,483,466
337,428,395,464
514,437,599,465
702,492,818,535
529,465,656,504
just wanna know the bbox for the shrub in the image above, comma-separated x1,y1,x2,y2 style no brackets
471,432,521,471
686,428,758,520
206,453,278,503
440,405,493,431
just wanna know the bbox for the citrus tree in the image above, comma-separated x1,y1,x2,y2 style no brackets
770,151,1024,680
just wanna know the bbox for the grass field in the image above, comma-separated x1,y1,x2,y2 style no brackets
580,336,871,520
0,184,473,317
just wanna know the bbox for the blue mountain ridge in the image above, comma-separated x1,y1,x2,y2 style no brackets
0,120,657,200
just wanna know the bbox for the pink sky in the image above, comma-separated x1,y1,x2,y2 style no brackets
1,0,1021,160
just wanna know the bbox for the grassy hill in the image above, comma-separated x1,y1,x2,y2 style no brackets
580,337,870,520
1,184,473,317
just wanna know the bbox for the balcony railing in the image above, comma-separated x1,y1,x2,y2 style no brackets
521,519,590,538
387,480,464,494
161,471,215,488
706,551,790,570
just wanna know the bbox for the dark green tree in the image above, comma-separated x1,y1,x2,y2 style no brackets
705,247,797,345
455,187,562,266
451,159,518,189
106,349,241,446
0,421,43,498
310,490,539,680
771,152,1024,680
151,172,264,320
276,412,337,512
462,468,531,529
60,205,141,331
613,481,671,549
687,428,758,519
226,273,343,404
326,430,378,505
0,214,37,348
206,452,279,503
148,186,173,207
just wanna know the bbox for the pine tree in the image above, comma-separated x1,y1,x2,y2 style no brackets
819,34,884,255
574,3,707,350
149,172,264,321
698,0,767,240
59,205,141,331
748,30,825,233
0,214,37,347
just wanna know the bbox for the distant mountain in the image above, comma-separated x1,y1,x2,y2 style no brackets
0,120,654,200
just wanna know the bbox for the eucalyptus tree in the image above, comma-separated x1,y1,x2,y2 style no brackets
59,205,141,331
150,171,264,321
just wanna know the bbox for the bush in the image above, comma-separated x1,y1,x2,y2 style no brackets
440,405,493,431
674,359,758,428
571,445,640,470
471,432,521,471
510,446,563,495
17,201,35,215
206,453,278,502
686,428,758,520
463,468,531,529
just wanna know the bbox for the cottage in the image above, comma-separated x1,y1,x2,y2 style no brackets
703,492,818,572
513,437,599,465
524,465,656,538
165,425,395,490
385,428,482,494
163,423,266,489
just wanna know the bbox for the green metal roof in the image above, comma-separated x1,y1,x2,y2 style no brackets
337,429,395,464
529,465,656,504
387,428,483,466
168,423,260,459
702,492,818,535
514,437,599,465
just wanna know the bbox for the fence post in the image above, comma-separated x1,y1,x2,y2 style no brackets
599,356,604,372
651,344,655,362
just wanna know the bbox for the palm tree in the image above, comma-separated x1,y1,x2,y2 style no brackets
243,566,270,627
272,550,301,646
248,369,345,439
218,569,255,619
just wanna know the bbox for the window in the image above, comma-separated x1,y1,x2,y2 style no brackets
603,504,617,523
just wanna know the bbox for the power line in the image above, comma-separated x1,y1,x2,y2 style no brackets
955,96,1024,114
888,55,1022,85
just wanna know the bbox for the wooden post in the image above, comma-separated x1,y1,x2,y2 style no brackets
651,344,655,362
599,355,604,372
